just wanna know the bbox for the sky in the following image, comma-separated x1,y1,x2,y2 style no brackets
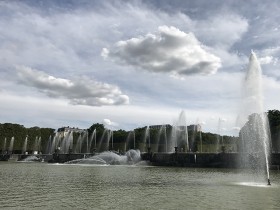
0,0,280,136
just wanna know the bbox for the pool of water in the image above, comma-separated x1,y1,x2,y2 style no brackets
0,161,280,209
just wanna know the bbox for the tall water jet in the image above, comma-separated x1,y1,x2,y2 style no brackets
144,126,151,152
238,51,271,185
171,111,189,152
216,118,222,152
110,130,113,150
2,137,7,153
8,137,14,153
133,130,136,149
61,131,73,154
216,118,226,152
88,129,96,152
199,130,202,153
98,129,108,152
157,125,168,152
126,130,135,151
32,136,41,154
22,135,28,154
63,131,73,154
45,135,52,154
75,133,83,153
51,133,59,154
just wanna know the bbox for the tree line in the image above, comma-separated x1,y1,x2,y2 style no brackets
1,109,280,153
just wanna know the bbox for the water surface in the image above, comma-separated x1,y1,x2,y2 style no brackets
0,161,279,209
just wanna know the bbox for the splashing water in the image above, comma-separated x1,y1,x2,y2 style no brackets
65,149,142,165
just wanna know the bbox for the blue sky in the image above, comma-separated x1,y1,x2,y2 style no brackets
0,0,280,135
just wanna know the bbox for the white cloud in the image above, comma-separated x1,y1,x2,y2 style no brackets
16,66,129,106
103,26,222,75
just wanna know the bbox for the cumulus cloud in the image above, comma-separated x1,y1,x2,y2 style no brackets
16,66,129,106
102,26,221,75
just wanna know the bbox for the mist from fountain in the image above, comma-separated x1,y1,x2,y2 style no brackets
238,51,271,184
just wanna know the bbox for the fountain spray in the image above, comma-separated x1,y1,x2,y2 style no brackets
239,51,271,185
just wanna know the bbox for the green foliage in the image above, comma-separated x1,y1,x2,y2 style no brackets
0,123,54,153
268,110,280,128
0,123,27,151
113,129,128,144
267,110,280,152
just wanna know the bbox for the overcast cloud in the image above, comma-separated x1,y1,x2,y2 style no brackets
0,0,280,135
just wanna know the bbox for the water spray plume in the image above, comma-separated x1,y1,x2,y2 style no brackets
239,51,271,185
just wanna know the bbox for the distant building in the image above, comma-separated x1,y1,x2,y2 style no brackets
57,126,86,137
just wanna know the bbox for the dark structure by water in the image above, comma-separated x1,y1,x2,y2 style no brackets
141,151,280,169
0,153,10,161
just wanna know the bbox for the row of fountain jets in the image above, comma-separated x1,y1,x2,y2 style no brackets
1,117,204,155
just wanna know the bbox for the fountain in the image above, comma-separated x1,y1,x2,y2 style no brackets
88,129,96,153
171,111,189,152
8,137,14,153
199,130,202,153
126,130,136,151
22,135,28,154
2,137,7,153
75,132,86,154
65,149,141,165
32,136,41,154
238,51,271,185
109,130,113,150
45,135,52,154
144,126,151,152
97,129,109,152
156,125,168,152
216,118,222,152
